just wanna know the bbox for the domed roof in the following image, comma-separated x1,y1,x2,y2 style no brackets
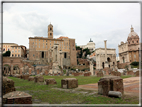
128,25,138,37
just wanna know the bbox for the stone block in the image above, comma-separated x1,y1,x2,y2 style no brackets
23,74,29,80
98,76,123,96
84,72,91,76
135,70,139,77
110,78,124,94
61,78,78,89
3,91,32,104
3,77,16,95
127,70,134,75
28,76,34,81
34,75,44,83
98,79,110,96
103,67,112,75
97,72,104,77
45,78,57,85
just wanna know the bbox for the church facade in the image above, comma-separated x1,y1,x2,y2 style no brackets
118,26,140,64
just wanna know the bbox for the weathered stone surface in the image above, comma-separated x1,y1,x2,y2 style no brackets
84,72,91,76
98,76,123,96
111,71,121,76
14,74,21,78
45,78,57,85
3,91,32,104
97,72,104,77
94,70,99,76
111,78,124,94
34,75,44,83
3,77,16,95
108,91,122,98
127,70,134,75
28,76,34,81
98,78,110,96
135,70,139,77
61,78,78,89
103,67,112,75
23,74,29,80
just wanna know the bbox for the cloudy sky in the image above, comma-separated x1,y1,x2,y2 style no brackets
3,2,140,56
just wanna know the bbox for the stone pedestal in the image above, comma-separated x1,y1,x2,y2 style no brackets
28,76,34,81
45,78,57,85
3,91,32,104
98,76,124,96
61,78,78,89
34,75,44,83
49,62,62,74
3,77,16,95
127,70,134,75
97,72,104,77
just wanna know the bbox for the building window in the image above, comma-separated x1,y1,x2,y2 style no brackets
39,40,40,41
12,54,14,57
15,54,17,57
18,47,20,49
39,45,40,48
46,46,47,48
12,47,14,49
132,41,134,43
137,41,138,43
15,47,17,49
50,33,52,36
18,50,20,53
15,50,17,52
43,40,44,42
50,28,52,30
43,46,44,48
33,54,34,56
46,43,47,45
134,55,136,58
46,40,47,42
33,46,34,48
18,54,20,57
33,42,34,44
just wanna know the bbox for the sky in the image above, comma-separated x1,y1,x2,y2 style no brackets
2,2,140,56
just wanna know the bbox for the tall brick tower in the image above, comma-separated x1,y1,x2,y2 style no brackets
48,23,53,39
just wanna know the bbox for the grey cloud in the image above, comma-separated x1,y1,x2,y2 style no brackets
12,12,64,37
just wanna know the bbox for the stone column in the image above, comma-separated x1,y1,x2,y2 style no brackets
11,59,13,75
104,40,108,68
90,60,94,75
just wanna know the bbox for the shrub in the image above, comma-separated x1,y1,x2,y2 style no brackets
130,62,139,66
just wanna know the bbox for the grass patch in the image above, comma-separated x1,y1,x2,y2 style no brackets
7,76,139,104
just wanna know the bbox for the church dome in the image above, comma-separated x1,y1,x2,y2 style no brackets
127,25,139,40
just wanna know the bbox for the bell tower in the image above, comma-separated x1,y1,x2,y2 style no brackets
48,23,53,39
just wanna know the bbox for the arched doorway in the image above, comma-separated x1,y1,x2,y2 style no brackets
107,57,111,68
41,51,44,58
3,64,11,76
13,65,20,74
102,62,104,69
122,57,125,63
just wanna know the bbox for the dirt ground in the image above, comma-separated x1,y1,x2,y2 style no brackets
78,77,140,97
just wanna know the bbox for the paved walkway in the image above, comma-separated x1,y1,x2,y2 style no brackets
78,77,140,96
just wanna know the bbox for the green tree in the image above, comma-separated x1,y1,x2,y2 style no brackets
3,51,11,57
83,48,91,58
